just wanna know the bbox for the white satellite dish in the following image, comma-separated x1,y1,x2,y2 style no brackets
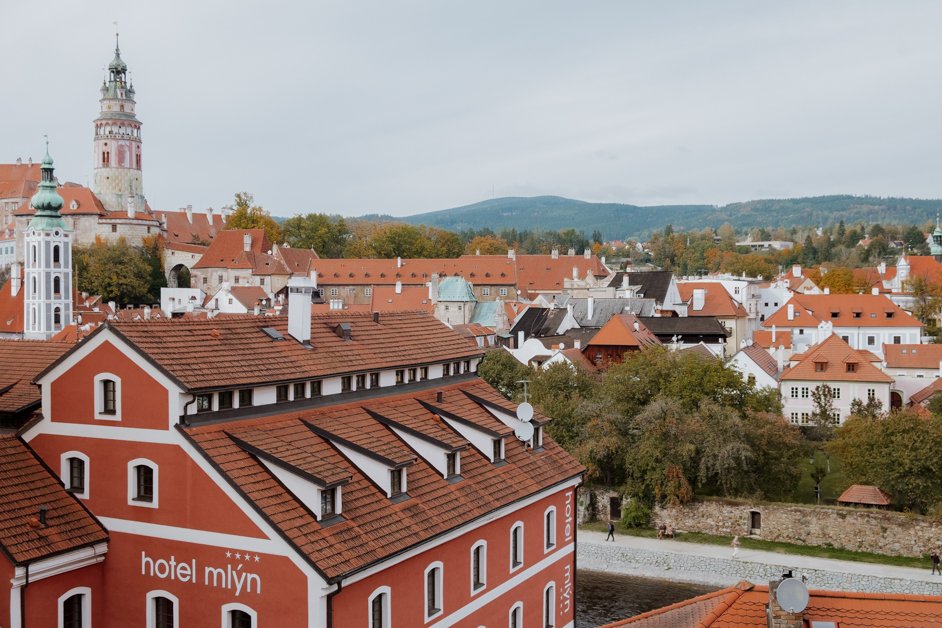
775,578,809,613
516,402,534,423
514,421,534,442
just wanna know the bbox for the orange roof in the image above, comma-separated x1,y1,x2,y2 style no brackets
679,283,748,318
14,182,106,217
910,378,942,405
0,432,108,565
837,484,892,506
98,311,483,391
587,314,661,349
0,279,24,334
185,378,583,582
884,343,942,369
0,163,41,201
606,580,942,627
512,253,609,295
0,341,71,416
905,256,942,287
274,245,319,275
312,257,517,287
560,347,599,372
752,329,792,349
739,343,778,378
369,285,433,313
780,334,893,383
763,293,922,329
154,209,225,246
192,229,290,276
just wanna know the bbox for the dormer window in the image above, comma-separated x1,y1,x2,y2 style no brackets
814,362,826,373
293,382,307,399
886,311,895,319
311,380,322,397
492,438,504,463
196,393,212,412
219,391,233,410
356,374,367,390
830,311,839,318
238,389,253,407
321,487,337,518
341,376,353,392
395,370,405,385
370,372,380,387
446,452,459,479
846,362,857,373
408,368,417,383
443,363,451,376
390,468,405,497
853,311,862,319
420,367,429,381
276,385,289,403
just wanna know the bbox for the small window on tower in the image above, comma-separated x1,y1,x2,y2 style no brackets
111,225,117,233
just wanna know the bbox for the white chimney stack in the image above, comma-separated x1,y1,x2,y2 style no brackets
574,339,581,350
287,275,315,344
878,261,886,275
587,297,595,320
551,248,559,259
143,306,151,320
824,287,830,294
573,266,579,280
872,287,879,296
395,280,402,294
787,303,795,321
568,248,575,256
10,264,20,297
771,324,777,343
508,249,516,260
243,233,252,252
584,248,591,259
692,288,706,312
792,264,801,278
309,269,318,289
207,206,214,217
397,256,402,268
429,274,439,301
185,205,193,224
633,320,640,332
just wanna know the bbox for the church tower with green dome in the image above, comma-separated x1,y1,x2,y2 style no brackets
930,215,942,259
24,145,72,340
91,33,145,215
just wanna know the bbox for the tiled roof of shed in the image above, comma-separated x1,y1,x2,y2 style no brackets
837,484,892,506
0,340,71,416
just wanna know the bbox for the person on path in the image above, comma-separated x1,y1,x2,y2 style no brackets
731,535,741,558
606,521,615,541
932,549,940,575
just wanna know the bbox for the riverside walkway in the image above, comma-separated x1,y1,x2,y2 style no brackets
578,529,942,595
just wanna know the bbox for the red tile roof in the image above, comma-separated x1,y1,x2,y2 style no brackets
763,294,922,329
513,253,609,295
679,283,748,318
753,329,792,349
883,343,942,370
154,209,226,246
911,378,942,405
0,279,24,335
560,347,599,372
905,256,942,287
606,581,942,627
184,378,583,581
192,229,289,276
780,334,893,383
14,183,106,217
101,311,483,391
0,433,107,565
0,341,71,417
738,343,779,379
587,314,661,349
837,484,892,506
369,285,433,313
312,257,517,287
273,245,319,275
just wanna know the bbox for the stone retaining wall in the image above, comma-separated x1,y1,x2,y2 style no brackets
578,539,942,596
653,500,942,558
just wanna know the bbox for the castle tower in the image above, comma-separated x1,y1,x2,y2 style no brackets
24,146,72,340
91,33,145,214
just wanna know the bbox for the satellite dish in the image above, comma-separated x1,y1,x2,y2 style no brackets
775,578,809,613
516,402,534,423
514,421,534,442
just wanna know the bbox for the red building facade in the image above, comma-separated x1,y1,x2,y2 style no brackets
6,310,582,627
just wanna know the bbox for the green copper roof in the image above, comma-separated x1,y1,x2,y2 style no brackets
437,276,477,302
28,149,68,233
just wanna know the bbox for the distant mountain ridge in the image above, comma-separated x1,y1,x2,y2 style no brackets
380,195,942,240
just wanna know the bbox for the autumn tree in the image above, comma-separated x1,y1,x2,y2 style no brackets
464,234,510,256
226,192,282,244
74,238,161,304
281,213,349,257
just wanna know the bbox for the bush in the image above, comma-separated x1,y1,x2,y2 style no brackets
620,499,651,528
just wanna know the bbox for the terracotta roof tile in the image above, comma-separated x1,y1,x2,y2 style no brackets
587,314,661,349
0,341,71,416
780,335,893,383
911,378,942,405
679,283,748,318
0,279,24,334
14,183,106,217
154,209,225,245
752,329,792,349
837,484,892,506
185,378,583,581
884,343,942,369
0,433,107,565
738,343,779,379
369,285,433,313
764,294,922,329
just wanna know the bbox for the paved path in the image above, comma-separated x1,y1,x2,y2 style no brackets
579,528,942,592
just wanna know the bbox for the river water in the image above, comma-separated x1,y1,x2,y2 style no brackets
575,569,719,627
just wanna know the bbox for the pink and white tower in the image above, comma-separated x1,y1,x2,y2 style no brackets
91,33,145,215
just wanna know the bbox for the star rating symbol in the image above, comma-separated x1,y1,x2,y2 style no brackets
243,551,251,562
235,552,241,560
254,554,260,562
226,550,232,558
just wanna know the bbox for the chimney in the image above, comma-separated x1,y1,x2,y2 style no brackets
871,287,879,296
287,275,315,344
601,255,606,267
185,205,193,224
15,157,21,165
822,287,830,295
766,579,806,628
878,261,886,275
517,330,525,347
38,506,47,527
395,280,402,294
436,391,443,403
309,269,318,289
429,273,439,302
792,264,801,278
373,312,380,324
777,346,785,373
108,300,116,314
207,206,214,217
587,297,595,320
10,264,20,297
475,249,480,256
551,248,559,259
621,273,629,290
633,320,640,332
143,306,151,320
508,248,516,260
253,304,261,316
397,256,403,268
584,248,591,259
787,303,794,321
771,325,777,343
572,266,579,280
568,248,575,256
243,233,252,252
574,339,581,350
692,288,706,312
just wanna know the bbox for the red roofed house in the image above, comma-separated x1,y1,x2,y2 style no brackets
190,229,293,297
156,205,228,288
837,484,892,508
584,314,661,367
15,293,583,627
678,282,749,357
761,293,923,358
780,333,894,425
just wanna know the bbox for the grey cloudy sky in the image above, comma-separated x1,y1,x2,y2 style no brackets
4,1,942,218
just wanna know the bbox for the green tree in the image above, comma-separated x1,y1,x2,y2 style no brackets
281,213,349,257
808,384,838,441
476,350,530,399
226,192,282,244
74,238,160,304
530,362,597,451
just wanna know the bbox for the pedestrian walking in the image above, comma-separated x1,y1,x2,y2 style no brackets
932,549,940,575
731,535,740,558
606,521,615,541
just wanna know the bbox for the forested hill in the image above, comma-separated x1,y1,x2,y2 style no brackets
387,195,942,240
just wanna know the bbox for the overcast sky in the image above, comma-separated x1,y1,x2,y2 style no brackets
4,1,942,218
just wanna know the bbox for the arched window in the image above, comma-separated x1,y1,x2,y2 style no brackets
30,306,36,330
95,373,121,419
221,603,257,628
61,451,89,498
31,276,37,296
54,307,62,329
510,521,524,571
128,458,158,508
471,540,487,594
53,276,61,296
544,506,557,551
509,602,523,628
424,561,443,621
368,586,391,628
31,244,37,265
58,587,91,628
53,244,61,266
147,590,179,628
543,582,557,628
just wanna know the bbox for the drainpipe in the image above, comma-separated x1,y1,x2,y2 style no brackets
326,581,343,628
20,562,29,628
180,394,196,425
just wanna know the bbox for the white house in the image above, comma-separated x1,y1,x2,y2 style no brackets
729,343,781,390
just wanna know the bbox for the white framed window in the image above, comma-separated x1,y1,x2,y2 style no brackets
801,387,809,399
128,458,159,508
94,372,121,420
221,602,257,628
510,521,524,571
365,287,373,297
867,388,876,400
330,287,339,297
58,586,91,628
509,601,523,628
425,561,444,621
471,540,487,594
368,586,391,628
61,451,90,499
499,287,508,296
543,582,557,628
544,506,557,551
146,590,178,628
790,386,798,398
482,287,490,296
832,387,841,399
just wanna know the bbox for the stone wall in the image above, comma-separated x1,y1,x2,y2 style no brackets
577,487,625,524
578,538,942,595
654,499,942,558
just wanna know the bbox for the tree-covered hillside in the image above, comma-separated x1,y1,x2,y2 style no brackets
394,195,942,240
